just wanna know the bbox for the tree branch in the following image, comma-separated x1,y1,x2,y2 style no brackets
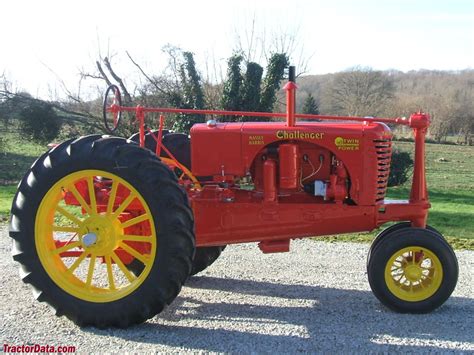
95,61,113,87
103,57,132,104
126,51,169,96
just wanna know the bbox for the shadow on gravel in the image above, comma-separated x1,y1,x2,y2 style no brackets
86,276,474,352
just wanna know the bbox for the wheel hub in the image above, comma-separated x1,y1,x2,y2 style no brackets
82,232,97,247
404,264,422,282
80,215,122,255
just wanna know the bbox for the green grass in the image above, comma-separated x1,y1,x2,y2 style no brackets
0,134,48,220
391,141,474,240
1,133,473,248
323,141,474,250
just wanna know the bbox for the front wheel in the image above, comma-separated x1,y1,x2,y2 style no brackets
367,222,442,270
367,228,458,313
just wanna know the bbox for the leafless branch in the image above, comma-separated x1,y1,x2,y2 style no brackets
126,51,169,96
40,61,82,103
96,61,113,86
103,57,132,104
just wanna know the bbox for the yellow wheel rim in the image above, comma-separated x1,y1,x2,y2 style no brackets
35,170,157,303
384,246,443,302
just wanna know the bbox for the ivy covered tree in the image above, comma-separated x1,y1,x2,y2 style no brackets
221,52,289,121
259,53,289,114
221,55,243,111
302,93,319,115
241,62,263,120
172,52,205,133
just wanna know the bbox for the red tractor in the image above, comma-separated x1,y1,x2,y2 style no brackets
9,67,458,328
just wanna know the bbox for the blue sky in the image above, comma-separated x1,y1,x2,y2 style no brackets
1,0,473,99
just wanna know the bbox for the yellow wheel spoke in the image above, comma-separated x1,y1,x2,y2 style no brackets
111,251,136,283
86,254,96,288
107,180,119,215
121,234,152,243
87,177,97,215
121,214,149,229
53,241,82,255
52,225,80,233
413,252,422,265
394,274,403,282
56,206,82,227
112,192,137,218
36,169,157,303
385,246,443,302
119,242,149,265
68,183,93,215
66,251,88,275
105,255,116,290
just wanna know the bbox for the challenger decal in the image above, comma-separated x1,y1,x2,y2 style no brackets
335,136,360,151
276,131,324,140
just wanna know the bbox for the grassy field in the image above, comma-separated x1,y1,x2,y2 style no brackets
321,141,474,249
1,134,473,248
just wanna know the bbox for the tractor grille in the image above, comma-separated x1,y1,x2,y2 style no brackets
374,138,392,202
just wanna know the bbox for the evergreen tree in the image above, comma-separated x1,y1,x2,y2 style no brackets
302,93,319,115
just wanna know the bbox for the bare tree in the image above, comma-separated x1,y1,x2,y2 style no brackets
323,67,395,117
233,15,313,76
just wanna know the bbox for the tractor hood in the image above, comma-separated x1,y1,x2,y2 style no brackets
190,121,392,179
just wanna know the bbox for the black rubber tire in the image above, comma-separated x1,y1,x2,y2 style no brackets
129,131,225,276
9,135,195,328
129,245,226,277
129,131,191,169
190,246,226,276
367,227,458,313
129,129,170,150
367,222,442,270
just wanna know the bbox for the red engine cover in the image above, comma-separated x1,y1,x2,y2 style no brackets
190,123,244,176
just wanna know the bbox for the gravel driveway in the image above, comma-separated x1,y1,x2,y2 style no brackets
1,224,473,353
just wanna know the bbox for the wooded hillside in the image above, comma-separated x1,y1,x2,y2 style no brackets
296,69,474,144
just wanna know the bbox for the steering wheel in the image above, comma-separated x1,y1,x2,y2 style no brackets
102,85,122,133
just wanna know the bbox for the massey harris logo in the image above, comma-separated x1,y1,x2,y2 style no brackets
276,131,324,140
334,136,360,150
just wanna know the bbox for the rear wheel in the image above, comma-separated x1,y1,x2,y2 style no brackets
367,227,458,313
191,246,226,276
9,135,195,327
129,130,190,168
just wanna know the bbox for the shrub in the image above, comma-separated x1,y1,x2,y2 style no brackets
388,150,413,187
19,102,61,144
